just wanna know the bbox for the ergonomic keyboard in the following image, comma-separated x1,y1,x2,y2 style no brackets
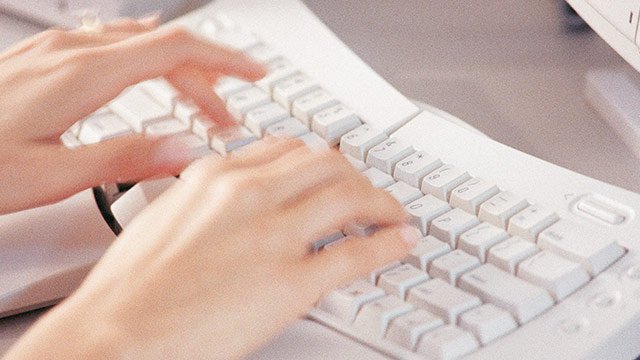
3,1,640,359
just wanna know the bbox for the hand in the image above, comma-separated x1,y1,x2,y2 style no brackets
4,139,420,360
0,17,265,214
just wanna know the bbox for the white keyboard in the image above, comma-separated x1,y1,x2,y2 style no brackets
39,1,640,359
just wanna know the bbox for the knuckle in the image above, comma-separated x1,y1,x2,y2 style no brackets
161,26,192,43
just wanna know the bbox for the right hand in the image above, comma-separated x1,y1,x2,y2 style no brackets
5,139,420,360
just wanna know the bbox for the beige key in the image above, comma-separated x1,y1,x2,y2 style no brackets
385,309,444,351
459,303,517,345
416,325,479,360
429,250,481,285
406,195,451,236
404,236,451,271
407,278,481,324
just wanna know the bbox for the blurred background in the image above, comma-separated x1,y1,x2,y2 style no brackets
1,0,639,192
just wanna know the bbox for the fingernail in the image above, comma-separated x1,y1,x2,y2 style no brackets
399,224,421,247
152,136,201,167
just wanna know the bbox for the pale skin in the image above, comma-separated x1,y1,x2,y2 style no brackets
1,18,420,359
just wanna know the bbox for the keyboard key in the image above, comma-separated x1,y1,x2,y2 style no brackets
317,279,384,322
362,168,395,188
294,90,340,126
340,125,387,161
385,181,423,205
478,191,529,229
393,151,443,188
192,115,219,141
378,264,429,299
459,303,517,345
210,127,256,155
353,295,413,338
139,78,179,107
178,133,213,158
517,251,590,301
311,103,361,145
144,118,190,137
404,236,451,271
366,138,414,174
173,100,201,125
406,195,452,236
214,76,252,100
265,118,309,138
244,102,289,137
78,113,132,144
272,73,319,110
508,204,559,242
458,223,509,262
421,165,470,201
226,87,271,121
255,57,298,92
343,222,377,237
385,309,444,351
68,121,82,136
344,154,367,171
311,231,344,252
368,262,401,285
538,220,625,275
429,250,481,285
110,87,172,132
429,208,480,248
60,131,82,148
458,264,554,324
449,178,500,215
407,278,481,324
299,132,329,151
487,236,539,274
416,325,479,360
247,44,280,64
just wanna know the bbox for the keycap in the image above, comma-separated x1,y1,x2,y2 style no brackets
458,223,509,262
265,118,309,138
272,73,319,110
421,165,471,201
60,131,82,148
378,264,429,299
317,279,384,322
385,181,423,205
518,251,590,301
192,116,219,141
255,57,298,92
459,303,517,345
406,195,452,236
173,100,201,125
429,208,480,248
109,87,172,132
210,127,256,155
487,236,539,274
429,250,481,285
139,78,179,107
353,295,413,338
78,113,132,144
478,191,529,229
226,87,271,121
508,205,559,242
211,29,261,50
144,118,190,137
385,309,444,351
416,325,479,360
404,236,451,271
393,151,443,188
178,133,213,159
538,219,625,275
68,121,82,136
294,90,340,126
362,168,395,188
247,44,280,63
458,264,554,324
299,132,330,151
369,262,401,285
366,138,414,174
407,278,481,324
449,178,500,215
311,104,362,145
311,231,345,252
340,125,387,161
244,102,289,137
344,222,377,237
214,76,252,100
344,154,367,171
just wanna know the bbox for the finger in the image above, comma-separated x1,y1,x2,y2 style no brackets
100,26,266,86
281,174,407,247
303,225,420,293
165,66,235,127
100,15,160,32
0,29,64,62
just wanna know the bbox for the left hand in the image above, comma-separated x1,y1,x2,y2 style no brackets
0,17,266,215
